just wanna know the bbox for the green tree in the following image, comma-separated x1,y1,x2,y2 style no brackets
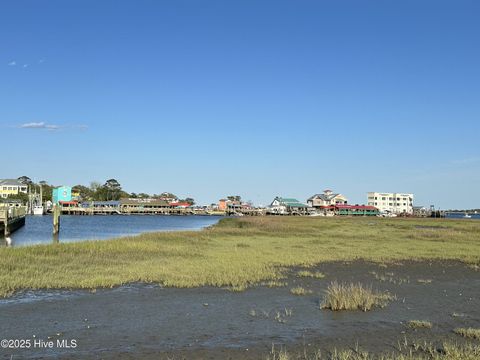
72,185,94,201
38,181,53,202
17,176,32,185
103,179,122,201
5,192,29,204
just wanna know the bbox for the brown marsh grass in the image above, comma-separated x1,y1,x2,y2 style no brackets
268,340,480,359
454,327,480,340
407,320,433,329
290,286,312,295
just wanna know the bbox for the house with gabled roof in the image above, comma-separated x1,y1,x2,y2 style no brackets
268,196,308,215
307,189,348,209
0,179,28,199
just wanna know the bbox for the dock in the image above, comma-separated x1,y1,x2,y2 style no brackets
0,206,26,237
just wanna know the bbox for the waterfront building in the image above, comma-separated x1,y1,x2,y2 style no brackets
331,204,379,216
52,186,73,204
268,197,308,215
367,192,414,214
307,190,348,208
0,179,28,198
170,201,192,209
120,198,171,213
218,199,228,211
413,206,429,217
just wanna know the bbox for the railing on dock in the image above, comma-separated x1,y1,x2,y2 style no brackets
1,206,27,237
0,206,26,222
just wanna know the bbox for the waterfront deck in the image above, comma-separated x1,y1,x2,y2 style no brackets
56,205,264,216
0,206,26,236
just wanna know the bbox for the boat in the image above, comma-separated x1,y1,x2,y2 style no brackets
33,205,45,215
463,213,472,219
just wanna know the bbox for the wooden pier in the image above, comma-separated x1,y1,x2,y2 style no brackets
0,206,26,237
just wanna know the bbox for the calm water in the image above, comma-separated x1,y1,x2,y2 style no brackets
445,213,480,220
3,215,223,247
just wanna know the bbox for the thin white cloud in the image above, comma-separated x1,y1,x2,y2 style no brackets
8,61,16,66
23,64,29,68
18,122,87,132
20,122,47,129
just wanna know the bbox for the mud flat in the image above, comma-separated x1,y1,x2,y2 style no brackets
0,260,479,359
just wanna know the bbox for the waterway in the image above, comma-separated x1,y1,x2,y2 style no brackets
2,215,223,247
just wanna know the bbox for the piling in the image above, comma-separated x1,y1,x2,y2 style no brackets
53,204,61,235
4,217,9,237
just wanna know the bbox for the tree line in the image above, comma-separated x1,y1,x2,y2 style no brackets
3,176,195,205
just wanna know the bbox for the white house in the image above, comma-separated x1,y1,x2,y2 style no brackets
268,197,308,215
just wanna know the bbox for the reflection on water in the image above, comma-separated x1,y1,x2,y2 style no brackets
2,215,223,247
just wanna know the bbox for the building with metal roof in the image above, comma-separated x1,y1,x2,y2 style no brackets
0,179,28,198
268,197,308,215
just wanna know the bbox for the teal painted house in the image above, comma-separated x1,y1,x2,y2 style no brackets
52,186,72,204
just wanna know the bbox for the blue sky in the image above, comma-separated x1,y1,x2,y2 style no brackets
1,0,479,208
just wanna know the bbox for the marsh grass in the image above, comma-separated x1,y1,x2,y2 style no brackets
321,282,394,311
297,270,325,279
369,271,409,285
417,279,433,284
1,217,479,297
262,280,288,288
290,286,313,295
407,320,432,329
454,327,480,340
268,340,480,359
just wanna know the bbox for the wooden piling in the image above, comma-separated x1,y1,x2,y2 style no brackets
53,204,61,235
4,217,9,237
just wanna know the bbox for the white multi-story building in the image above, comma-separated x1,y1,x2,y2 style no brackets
367,192,414,214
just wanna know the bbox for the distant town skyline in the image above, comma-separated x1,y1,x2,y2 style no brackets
1,1,479,209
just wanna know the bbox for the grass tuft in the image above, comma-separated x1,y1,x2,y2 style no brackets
454,327,480,340
417,279,433,284
407,320,432,329
290,286,313,296
321,282,394,311
297,270,325,279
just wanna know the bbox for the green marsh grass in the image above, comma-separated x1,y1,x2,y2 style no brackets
321,282,394,311
0,217,479,297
